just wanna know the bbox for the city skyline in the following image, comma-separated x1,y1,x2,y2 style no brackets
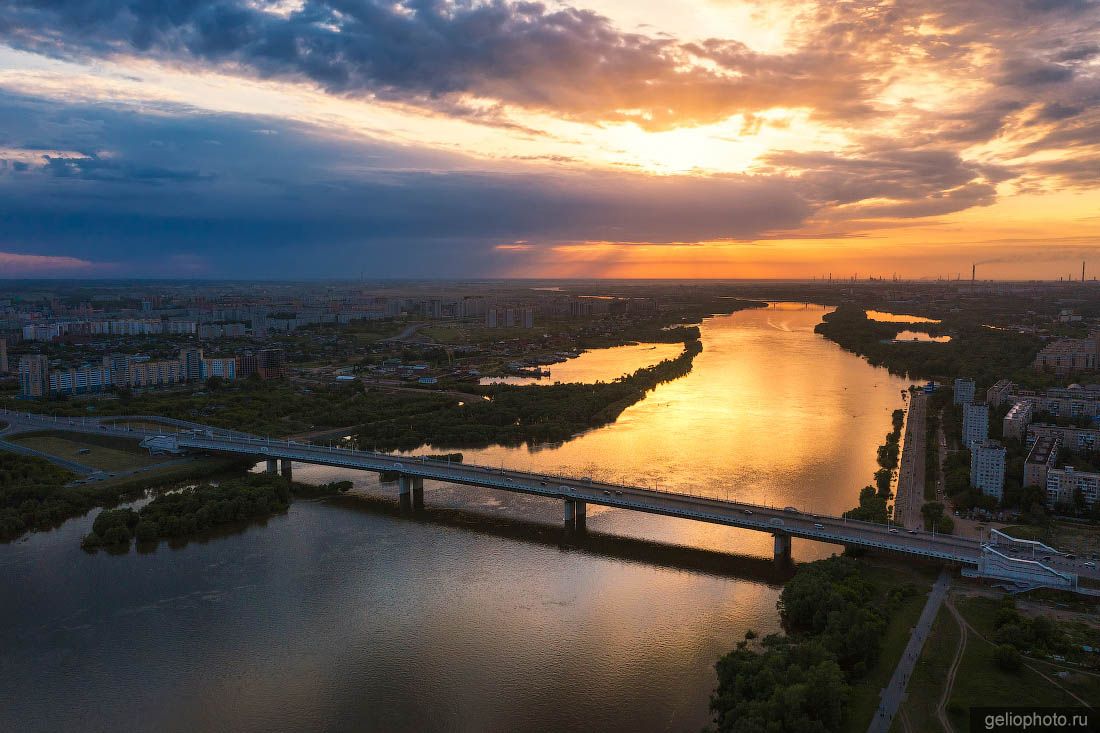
1,0,1099,279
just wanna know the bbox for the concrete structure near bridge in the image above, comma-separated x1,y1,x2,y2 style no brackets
1,409,1096,594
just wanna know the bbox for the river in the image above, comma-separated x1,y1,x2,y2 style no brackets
0,304,911,733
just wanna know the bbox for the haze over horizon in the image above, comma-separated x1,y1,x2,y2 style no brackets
1,0,1098,279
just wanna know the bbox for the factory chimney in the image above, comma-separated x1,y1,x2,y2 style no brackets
1083,261,1086,283
971,263,976,283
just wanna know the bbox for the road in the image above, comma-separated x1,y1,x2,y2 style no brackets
380,321,430,342
868,568,952,733
4,407,1099,584
894,392,927,530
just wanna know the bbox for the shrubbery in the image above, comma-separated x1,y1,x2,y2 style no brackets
711,557,918,731
81,474,293,550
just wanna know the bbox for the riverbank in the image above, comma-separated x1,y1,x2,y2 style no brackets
710,555,935,732
355,338,704,450
814,304,1041,384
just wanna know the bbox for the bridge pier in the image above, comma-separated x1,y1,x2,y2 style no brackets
575,500,586,531
280,459,293,481
398,474,424,511
773,533,792,561
563,498,576,530
266,459,278,474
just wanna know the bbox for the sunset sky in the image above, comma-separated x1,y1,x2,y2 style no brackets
1,0,1098,279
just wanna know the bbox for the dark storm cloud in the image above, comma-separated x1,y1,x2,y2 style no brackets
0,0,870,129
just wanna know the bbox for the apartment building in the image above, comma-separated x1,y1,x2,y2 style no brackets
963,401,989,448
970,439,1007,500
1002,400,1033,441
1027,423,1100,453
1046,467,1100,510
1024,435,1059,489
954,377,976,405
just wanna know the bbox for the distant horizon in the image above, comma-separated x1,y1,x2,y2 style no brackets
0,1,1098,279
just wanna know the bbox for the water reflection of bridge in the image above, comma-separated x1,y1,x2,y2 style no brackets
0,409,1090,593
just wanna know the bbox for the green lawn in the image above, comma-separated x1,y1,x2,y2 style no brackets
843,560,938,732
12,432,166,472
891,602,961,733
897,593,1100,732
1000,522,1100,558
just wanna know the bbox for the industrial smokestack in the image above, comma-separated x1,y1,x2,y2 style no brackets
1083,261,1086,282
971,263,976,283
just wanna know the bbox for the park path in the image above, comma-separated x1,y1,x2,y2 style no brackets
867,568,952,733
936,598,969,732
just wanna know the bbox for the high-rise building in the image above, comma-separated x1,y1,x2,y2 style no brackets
238,353,258,379
108,353,132,387
962,401,989,448
1002,400,1033,441
202,357,238,381
986,379,1013,407
1024,436,1059,489
257,348,286,379
18,355,49,398
179,347,204,382
970,439,1006,500
953,377,976,405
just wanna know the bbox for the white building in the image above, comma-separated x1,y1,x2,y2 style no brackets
970,439,1006,500
954,377,976,405
963,401,989,448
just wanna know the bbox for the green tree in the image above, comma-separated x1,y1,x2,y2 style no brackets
993,644,1022,673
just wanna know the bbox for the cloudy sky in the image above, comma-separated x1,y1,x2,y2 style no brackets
0,0,1098,278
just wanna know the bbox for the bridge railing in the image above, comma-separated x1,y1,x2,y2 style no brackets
171,431,982,548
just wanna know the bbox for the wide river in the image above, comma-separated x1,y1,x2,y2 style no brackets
0,304,911,733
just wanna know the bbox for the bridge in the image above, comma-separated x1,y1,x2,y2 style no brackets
2,409,1094,593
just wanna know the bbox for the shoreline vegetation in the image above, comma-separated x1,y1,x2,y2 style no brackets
81,474,352,551
843,408,904,524
814,304,1042,385
356,337,704,450
1,301,766,450
0,450,250,543
709,556,924,732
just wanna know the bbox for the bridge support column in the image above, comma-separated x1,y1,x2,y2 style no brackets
266,459,278,474
411,477,424,510
563,499,576,530
398,474,414,512
280,459,293,481
773,533,792,561
574,500,586,531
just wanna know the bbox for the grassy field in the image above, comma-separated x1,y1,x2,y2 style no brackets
12,431,167,472
843,559,939,733
1000,522,1100,558
92,456,248,492
890,598,962,733
897,593,1100,731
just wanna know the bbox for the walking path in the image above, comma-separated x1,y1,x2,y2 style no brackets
937,598,969,732
867,568,952,733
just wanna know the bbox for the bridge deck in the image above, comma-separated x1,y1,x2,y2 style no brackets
6,409,1092,588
